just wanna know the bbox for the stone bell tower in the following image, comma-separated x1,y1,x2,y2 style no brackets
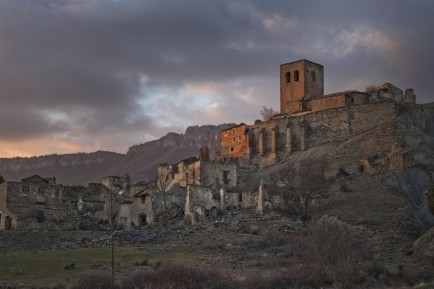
280,59,324,113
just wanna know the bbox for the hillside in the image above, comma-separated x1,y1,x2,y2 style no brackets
0,151,124,185
0,124,235,185
105,123,235,182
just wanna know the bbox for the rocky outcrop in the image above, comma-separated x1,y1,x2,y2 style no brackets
107,124,235,182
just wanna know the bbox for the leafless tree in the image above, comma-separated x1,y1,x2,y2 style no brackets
157,172,171,228
428,183,434,216
260,106,277,121
270,157,329,221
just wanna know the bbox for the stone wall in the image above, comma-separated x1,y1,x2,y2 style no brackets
0,183,17,230
221,124,248,158
349,101,396,135
237,100,398,170
201,162,237,188
310,93,347,112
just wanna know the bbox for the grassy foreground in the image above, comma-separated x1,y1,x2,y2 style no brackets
0,247,197,285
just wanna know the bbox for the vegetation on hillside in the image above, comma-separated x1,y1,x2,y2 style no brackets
428,183,434,216
270,157,329,221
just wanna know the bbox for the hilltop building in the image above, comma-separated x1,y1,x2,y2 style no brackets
220,59,416,163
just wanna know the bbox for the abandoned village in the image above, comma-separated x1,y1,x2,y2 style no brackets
0,58,429,232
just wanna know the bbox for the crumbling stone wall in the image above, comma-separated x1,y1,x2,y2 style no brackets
389,149,415,171
201,162,237,188
228,100,398,171
0,183,17,230
368,83,403,102
2,179,79,231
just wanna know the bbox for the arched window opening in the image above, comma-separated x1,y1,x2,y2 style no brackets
5,216,12,230
294,70,299,81
139,214,147,226
311,71,315,81
285,72,291,83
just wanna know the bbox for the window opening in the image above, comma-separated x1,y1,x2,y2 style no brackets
139,214,147,226
285,72,291,83
5,216,12,230
223,170,230,184
294,70,299,81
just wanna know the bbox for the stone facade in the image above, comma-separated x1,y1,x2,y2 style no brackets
0,175,122,231
0,176,77,230
220,123,249,159
0,183,17,230
280,59,324,113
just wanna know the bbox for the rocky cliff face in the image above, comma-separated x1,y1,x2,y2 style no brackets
0,151,124,185
107,123,235,182
0,124,235,185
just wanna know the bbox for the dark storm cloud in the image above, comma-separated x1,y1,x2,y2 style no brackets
0,0,433,156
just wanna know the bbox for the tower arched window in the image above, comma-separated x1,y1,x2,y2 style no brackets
285,72,291,83
311,71,315,81
294,70,299,82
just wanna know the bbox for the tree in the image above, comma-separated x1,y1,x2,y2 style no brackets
156,171,171,228
270,157,329,221
260,106,277,121
428,183,434,216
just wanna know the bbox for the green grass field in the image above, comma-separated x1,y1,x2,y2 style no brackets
0,247,197,285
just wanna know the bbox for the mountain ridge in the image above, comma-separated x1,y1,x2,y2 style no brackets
0,124,235,185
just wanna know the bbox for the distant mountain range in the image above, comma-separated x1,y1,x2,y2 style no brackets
0,124,235,185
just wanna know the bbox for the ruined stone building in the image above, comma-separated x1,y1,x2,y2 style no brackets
0,59,424,231
220,59,417,169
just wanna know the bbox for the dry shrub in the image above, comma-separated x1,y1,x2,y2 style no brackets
71,272,118,289
305,215,373,288
121,262,239,289
243,271,293,289
428,183,434,216
241,232,295,252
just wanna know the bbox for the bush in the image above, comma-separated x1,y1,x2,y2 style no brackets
305,215,373,288
71,272,118,289
244,272,293,289
121,263,239,289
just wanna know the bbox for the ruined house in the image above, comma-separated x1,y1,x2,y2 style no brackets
0,175,75,230
0,175,112,231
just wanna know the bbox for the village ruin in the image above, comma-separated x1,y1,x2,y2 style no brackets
0,59,421,231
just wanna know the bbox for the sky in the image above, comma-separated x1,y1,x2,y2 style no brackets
1,0,434,158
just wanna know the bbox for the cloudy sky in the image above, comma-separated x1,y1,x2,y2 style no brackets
1,0,433,158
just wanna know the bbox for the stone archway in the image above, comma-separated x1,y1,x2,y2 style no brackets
138,213,147,226
4,216,12,230
210,206,217,218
